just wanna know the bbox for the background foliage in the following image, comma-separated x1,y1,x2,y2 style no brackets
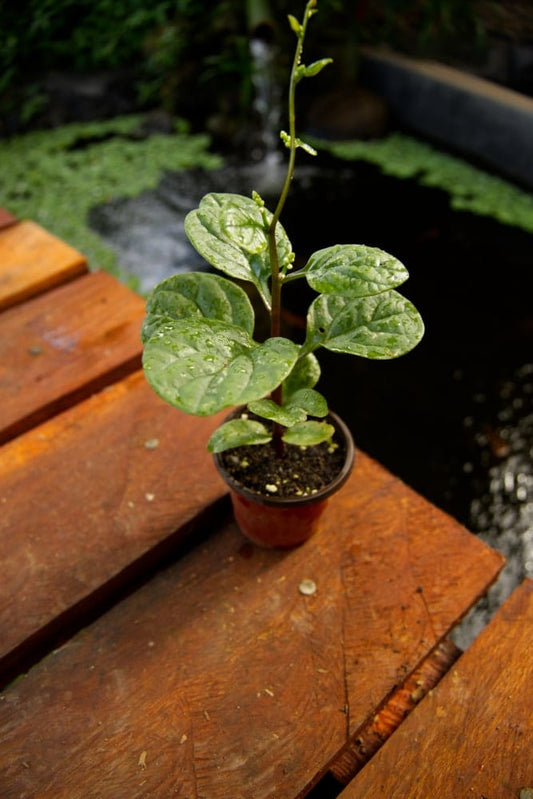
1,0,481,136
2,0,529,287
0,0,248,134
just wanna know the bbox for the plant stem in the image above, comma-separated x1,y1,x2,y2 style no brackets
268,6,311,339
268,1,315,455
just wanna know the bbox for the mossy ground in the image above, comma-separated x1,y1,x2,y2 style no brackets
1,116,531,294
319,133,533,234
0,116,222,289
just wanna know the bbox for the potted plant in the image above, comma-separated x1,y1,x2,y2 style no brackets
141,0,424,548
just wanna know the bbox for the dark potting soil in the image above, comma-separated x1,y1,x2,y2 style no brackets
218,425,346,500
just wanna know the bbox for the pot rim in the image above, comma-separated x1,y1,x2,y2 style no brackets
213,408,355,508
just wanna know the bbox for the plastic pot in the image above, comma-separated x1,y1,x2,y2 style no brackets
213,410,355,548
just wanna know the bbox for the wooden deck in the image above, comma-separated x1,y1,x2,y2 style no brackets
0,219,86,311
339,579,533,798
0,211,530,798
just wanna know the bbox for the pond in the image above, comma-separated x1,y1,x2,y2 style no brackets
90,153,533,648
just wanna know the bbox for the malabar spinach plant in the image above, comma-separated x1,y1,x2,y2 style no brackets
142,0,424,457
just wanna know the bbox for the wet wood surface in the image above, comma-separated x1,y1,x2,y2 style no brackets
0,208,17,230
339,579,533,798
0,220,87,310
0,371,227,683
0,269,146,443
0,449,504,798
0,217,512,796
329,637,462,784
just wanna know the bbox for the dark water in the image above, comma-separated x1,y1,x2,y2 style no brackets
90,156,533,647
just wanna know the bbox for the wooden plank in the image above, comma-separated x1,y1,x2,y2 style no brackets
0,220,86,311
0,208,17,230
0,452,504,798
0,371,227,683
0,269,145,443
329,637,462,784
339,579,533,799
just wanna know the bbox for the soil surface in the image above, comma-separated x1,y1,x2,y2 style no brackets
218,425,347,500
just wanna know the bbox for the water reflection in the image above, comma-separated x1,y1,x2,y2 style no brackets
89,161,288,293
454,362,533,647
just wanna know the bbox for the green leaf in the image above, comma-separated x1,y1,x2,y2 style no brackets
297,138,318,156
280,131,317,155
287,388,328,418
287,13,302,36
143,317,299,415
248,398,307,427
207,419,271,453
248,387,327,427
282,353,321,400
305,292,425,359
141,272,255,343
295,58,332,81
306,244,409,297
282,421,334,446
184,193,293,310
305,58,333,76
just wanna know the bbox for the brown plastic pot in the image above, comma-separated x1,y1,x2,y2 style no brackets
213,410,355,548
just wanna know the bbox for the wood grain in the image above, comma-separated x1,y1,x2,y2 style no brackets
0,269,145,443
0,450,504,798
0,371,227,682
0,208,17,230
329,637,462,784
339,579,533,799
0,220,86,310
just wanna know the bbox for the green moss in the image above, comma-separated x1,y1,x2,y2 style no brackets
0,116,223,288
319,133,533,235
3,119,531,293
